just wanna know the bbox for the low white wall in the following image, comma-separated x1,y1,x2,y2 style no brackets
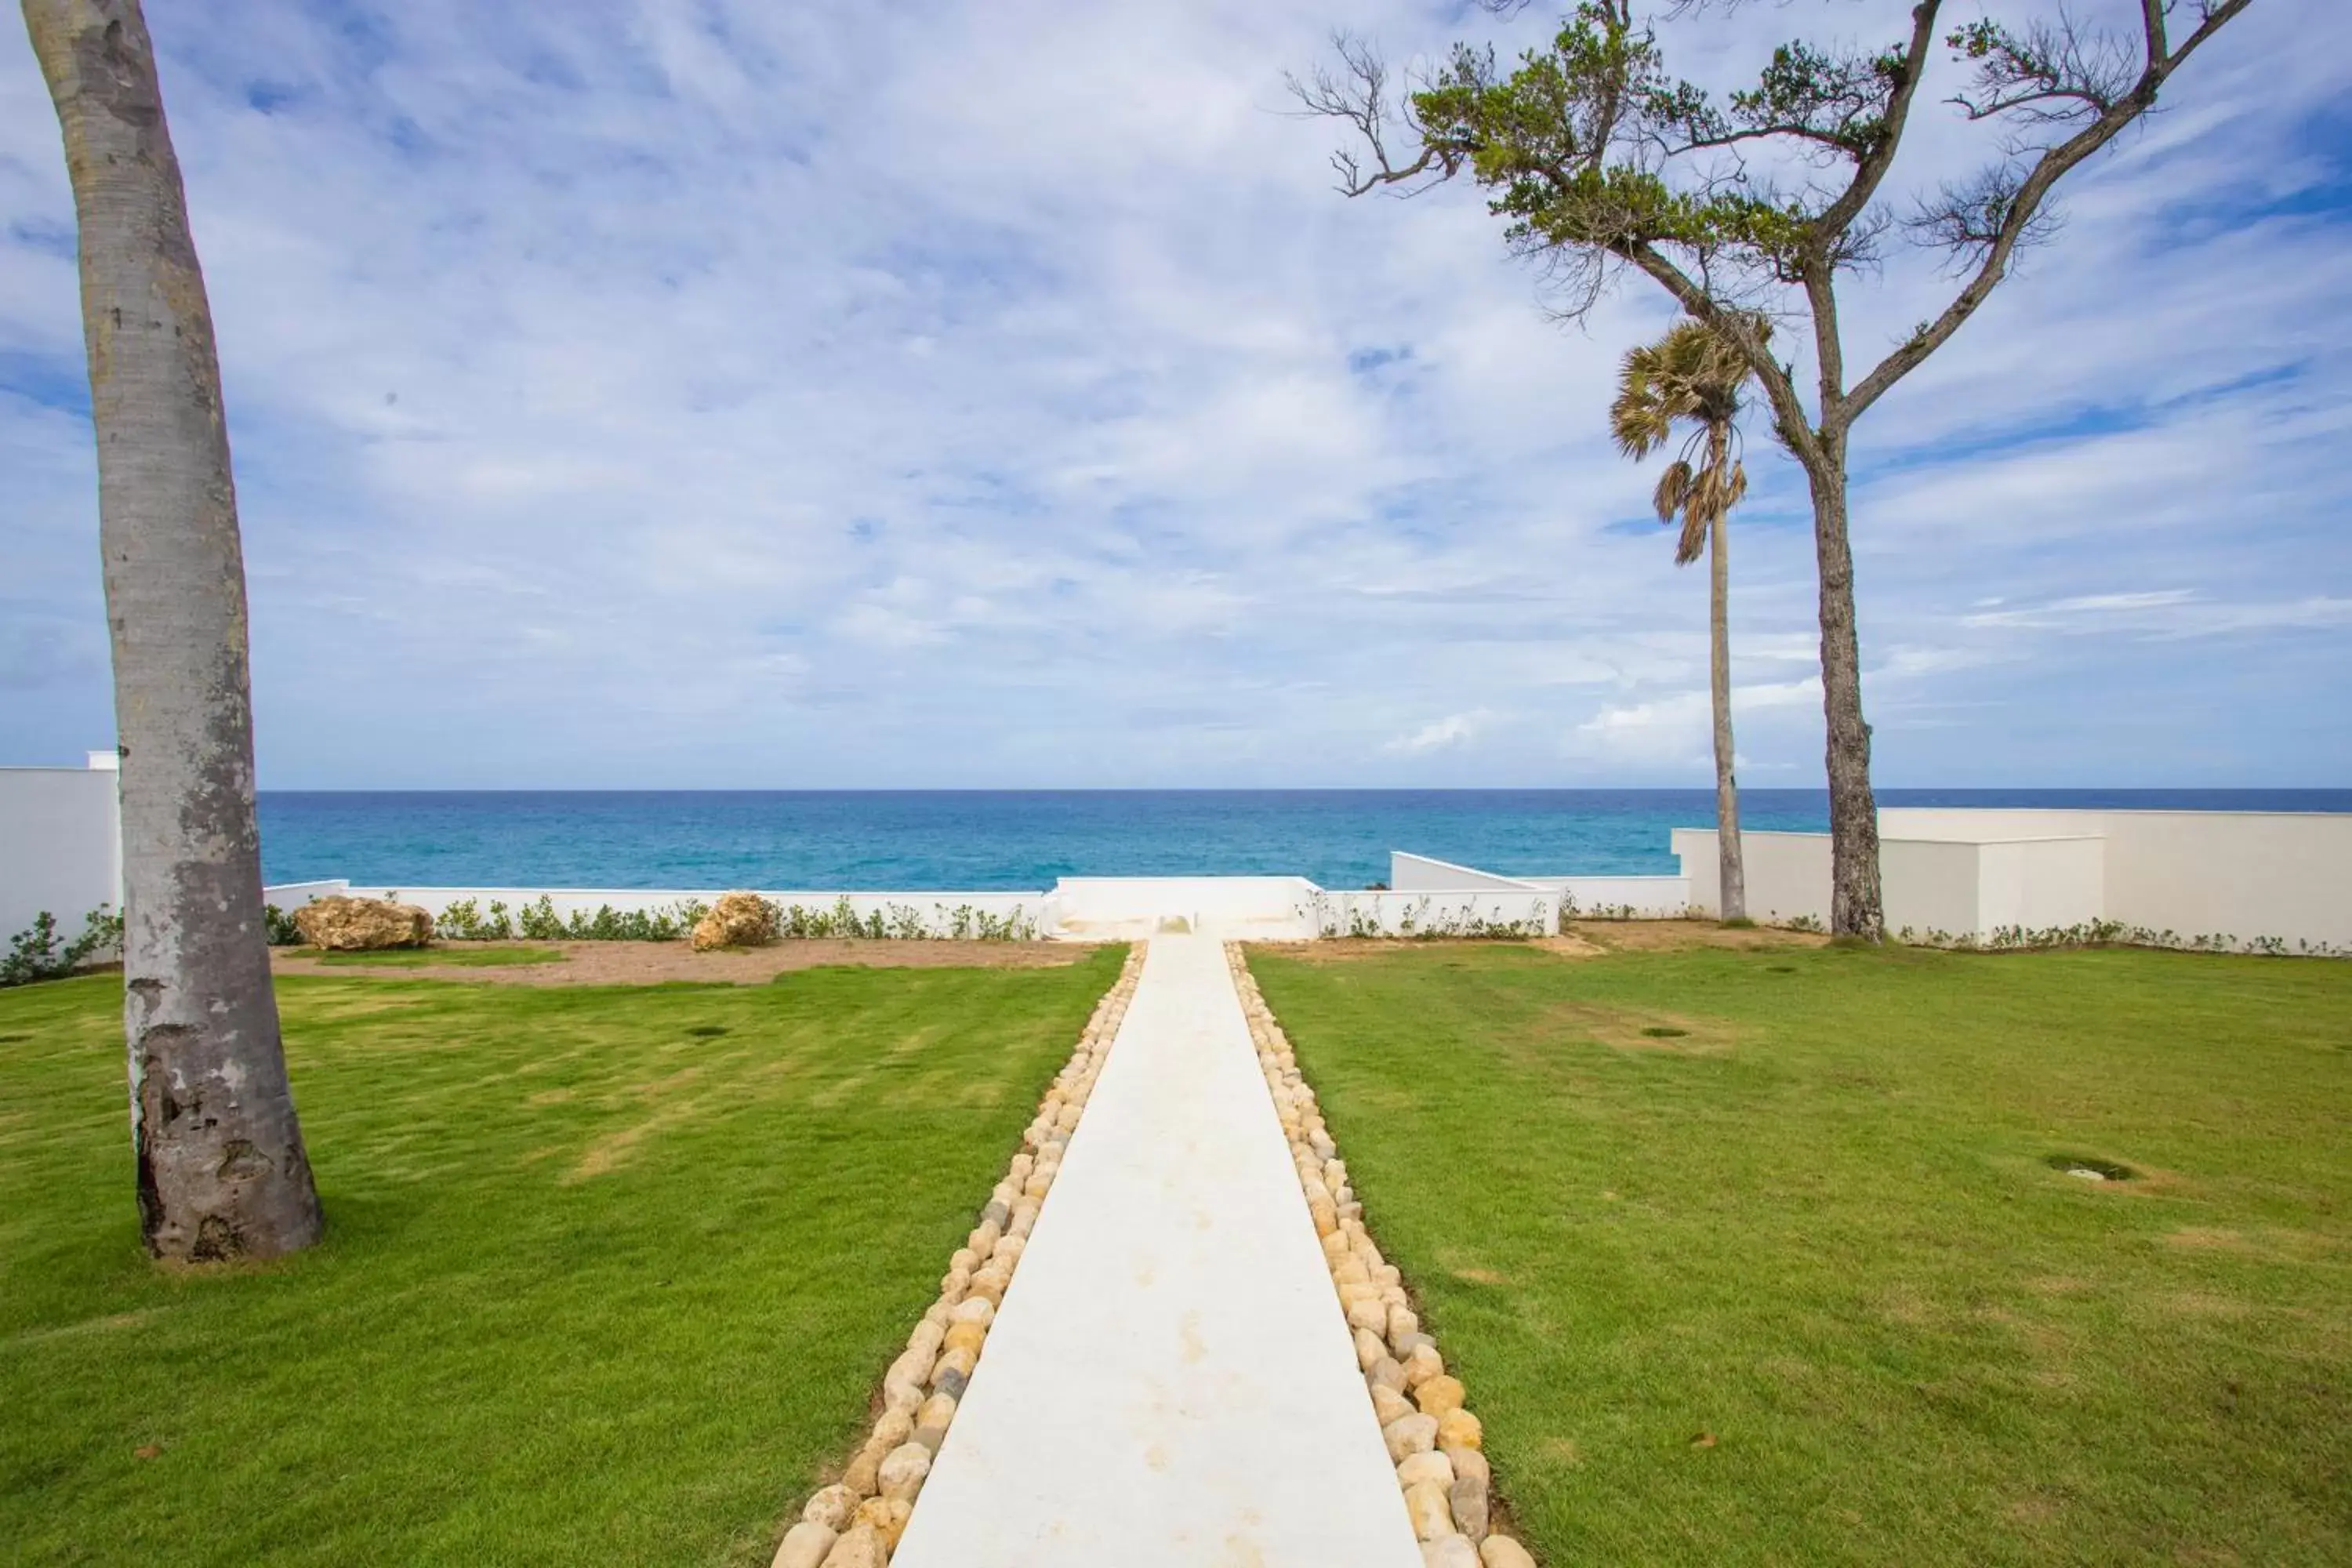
1523,874,1690,919
1311,888,1555,938
1388,851,1541,893
278,884,1050,940
1051,877,1319,938
263,879,351,907
0,765,122,939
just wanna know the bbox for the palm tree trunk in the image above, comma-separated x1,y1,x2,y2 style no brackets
1805,437,1884,940
24,0,323,1260
1708,493,1745,923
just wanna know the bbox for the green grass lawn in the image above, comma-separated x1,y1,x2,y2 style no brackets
1248,939,2352,1566
0,947,1123,1566
301,943,565,967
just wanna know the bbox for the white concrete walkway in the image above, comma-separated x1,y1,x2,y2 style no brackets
893,932,1422,1568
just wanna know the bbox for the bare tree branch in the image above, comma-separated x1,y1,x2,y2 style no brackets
1284,34,1450,196
1847,0,2254,420
1817,2,1942,236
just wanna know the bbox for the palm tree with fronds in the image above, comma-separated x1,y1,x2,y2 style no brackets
1610,317,1764,923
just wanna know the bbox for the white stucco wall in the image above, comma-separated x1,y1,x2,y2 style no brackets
1677,811,2347,949
1388,851,1543,893
1537,875,1690,918
1312,888,1554,938
1974,837,2106,935
0,765,122,940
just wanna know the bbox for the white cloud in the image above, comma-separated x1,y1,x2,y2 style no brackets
1386,710,1496,756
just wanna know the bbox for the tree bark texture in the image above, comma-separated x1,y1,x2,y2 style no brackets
24,0,324,1260
1707,501,1745,923
1806,443,1885,940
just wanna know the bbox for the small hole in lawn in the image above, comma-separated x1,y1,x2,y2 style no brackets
2045,1152,2137,1183
686,1025,730,1039
1765,965,1795,974
0,1032,27,1042
1640,1025,1688,1039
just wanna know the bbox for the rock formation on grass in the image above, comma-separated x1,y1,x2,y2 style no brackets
291,896,434,951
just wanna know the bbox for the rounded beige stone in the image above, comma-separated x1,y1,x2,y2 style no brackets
1353,1327,1387,1371
1370,1381,1414,1428
801,1484,858,1532
877,1441,932,1502
1403,1343,1445,1389
1383,1412,1440,1464
853,1497,913,1552
1479,1536,1537,1568
1443,1444,1490,1490
1437,1407,1483,1450
1415,1374,1467,1420
1396,1450,1454,1490
931,1343,978,1386
772,1519,837,1568
944,1319,989,1358
1422,1534,1479,1568
1405,1479,1455,1541
838,1441,884,1499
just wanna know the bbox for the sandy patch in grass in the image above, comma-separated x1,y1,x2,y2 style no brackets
1573,919,1830,953
272,939,1095,986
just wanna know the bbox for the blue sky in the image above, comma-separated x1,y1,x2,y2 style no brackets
1,0,2346,789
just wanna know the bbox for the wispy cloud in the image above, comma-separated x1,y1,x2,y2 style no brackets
0,1,2345,786
1386,710,1496,756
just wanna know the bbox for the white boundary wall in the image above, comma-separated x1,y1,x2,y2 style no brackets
0,762,122,939
1674,810,2350,950
1311,887,1554,938
1390,851,1687,921
270,883,1051,938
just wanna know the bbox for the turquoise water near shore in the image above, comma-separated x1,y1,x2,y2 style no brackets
256,789,2352,892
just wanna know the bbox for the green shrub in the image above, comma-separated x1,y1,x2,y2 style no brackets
2,906,122,988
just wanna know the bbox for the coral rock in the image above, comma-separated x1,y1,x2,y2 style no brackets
292,895,433,951
691,890,776,951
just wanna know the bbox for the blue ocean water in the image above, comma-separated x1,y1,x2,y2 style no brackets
255,789,2352,892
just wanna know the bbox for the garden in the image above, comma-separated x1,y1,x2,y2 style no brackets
1247,932,2352,1565
0,948,1125,1566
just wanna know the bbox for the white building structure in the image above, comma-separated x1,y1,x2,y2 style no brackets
1671,808,2352,952
0,753,122,940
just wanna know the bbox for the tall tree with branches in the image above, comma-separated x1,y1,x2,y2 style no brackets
1612,318,1759,921
1294,0,2256,938
24,0,325,1260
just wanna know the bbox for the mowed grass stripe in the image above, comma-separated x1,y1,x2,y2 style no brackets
0,946,1127,1566
1247,940,2352,1566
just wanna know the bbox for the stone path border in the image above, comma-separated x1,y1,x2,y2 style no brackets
768,945,1146,1568
1228,942,1541,1568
